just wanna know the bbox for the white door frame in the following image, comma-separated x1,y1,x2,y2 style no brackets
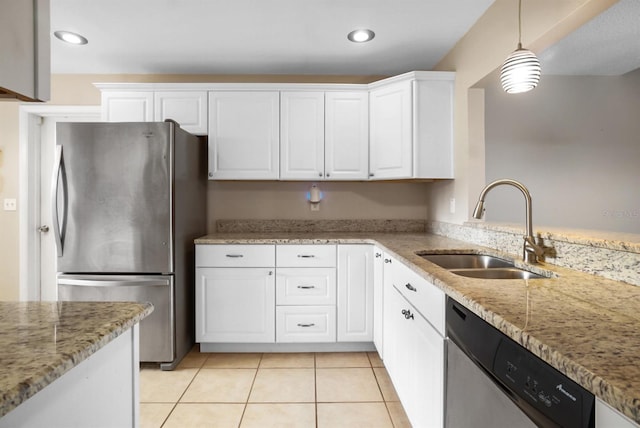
18,105,101,301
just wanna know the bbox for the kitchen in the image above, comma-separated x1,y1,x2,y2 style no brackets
1,0,640,427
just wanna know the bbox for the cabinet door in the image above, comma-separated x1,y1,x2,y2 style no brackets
337,245,374,342
154,91,208,135
208,91,280,180
280,91,325,180
386,287,444,428
372,247,385,356
369,81,412,179
325,92,369,180
196,267,275,343
101,91,154,122
596,399,639,428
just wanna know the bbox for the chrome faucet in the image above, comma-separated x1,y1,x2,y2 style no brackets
472,179,544,264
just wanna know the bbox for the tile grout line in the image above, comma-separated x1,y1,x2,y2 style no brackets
236,353,263,428
314,353,319,428
159,352,207,428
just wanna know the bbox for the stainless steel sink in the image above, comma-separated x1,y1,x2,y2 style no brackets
448,268,544,280
420,254,515,269
418,253,547,280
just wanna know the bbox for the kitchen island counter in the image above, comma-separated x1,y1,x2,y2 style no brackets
196,231,640,424
0,301,153,420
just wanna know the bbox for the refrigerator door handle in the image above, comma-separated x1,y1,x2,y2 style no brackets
51,145,65,256
58,277,170,288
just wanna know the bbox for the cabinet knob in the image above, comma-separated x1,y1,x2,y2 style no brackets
326,173,330,177
384,258,392,264
405,283,417,292
375,253,382,258
401,309,414,320
208,172,214,178
319,172,323,177
369,173,374,177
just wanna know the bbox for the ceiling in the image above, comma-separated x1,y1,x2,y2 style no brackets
538,0,640,76
49,0,495,76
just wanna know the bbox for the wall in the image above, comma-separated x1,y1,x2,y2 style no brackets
0,73,427,300
430,0,619,226
483,70,640,233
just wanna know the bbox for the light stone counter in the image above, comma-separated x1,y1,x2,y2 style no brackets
196,231,640,423
0,301,153,418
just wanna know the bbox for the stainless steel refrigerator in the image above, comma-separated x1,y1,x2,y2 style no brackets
55,121,206,370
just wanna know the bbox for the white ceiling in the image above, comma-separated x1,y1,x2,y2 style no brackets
49,0,495,75
538,0,640,76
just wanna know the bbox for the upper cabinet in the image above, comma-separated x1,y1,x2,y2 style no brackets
208,91,280,180
369,72,454,180
96,71,453,181
280,91,369,181
97,85,208,135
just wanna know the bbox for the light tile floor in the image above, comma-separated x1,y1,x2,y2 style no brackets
140,348,412,428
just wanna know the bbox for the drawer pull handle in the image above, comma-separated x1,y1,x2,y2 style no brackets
405,283,417,292
297,285,316,289
297,323,315,328
384,258,392,264
375,253,382,258
297,254,316,258
226,254,244,258
401,309,414,320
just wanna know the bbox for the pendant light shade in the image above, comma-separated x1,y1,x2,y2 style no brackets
500,0,541,94
500,43,541,93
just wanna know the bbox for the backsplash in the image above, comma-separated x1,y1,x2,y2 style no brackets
216,219,427,233
427,221,640,287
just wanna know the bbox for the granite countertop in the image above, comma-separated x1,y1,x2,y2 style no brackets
196,231,640,423
0,301,153,418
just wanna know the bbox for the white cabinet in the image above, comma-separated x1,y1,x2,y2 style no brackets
208,91,280,180
369,81,412,179
101,91,154,122
280,91,369,181
154,91,208,134
276,244,337,343
195,245,276,343
337,245,374,342
369,71,454,180
280,91,325,180
383,258,445,428
100,90,207,135
325,91,369,180
372,247,386,357
596,398,640,428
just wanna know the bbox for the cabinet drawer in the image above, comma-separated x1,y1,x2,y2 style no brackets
276,268,336,305
196,245,275,267
392,261,445,335
276,306,336,343
276,245,336,267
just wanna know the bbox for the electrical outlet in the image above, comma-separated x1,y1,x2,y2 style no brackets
449,198,456,214
3,198,17,211
310,203,320,212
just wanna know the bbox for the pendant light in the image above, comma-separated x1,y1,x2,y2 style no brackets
500,0,541,94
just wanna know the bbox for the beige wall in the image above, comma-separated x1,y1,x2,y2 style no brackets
430,0,619,225
484,70,640,233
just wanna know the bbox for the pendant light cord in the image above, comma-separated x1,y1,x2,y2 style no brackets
518,0,523,49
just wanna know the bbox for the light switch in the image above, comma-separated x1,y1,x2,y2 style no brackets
3,198,17,211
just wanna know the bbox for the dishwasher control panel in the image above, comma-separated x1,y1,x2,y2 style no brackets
446,297,595,428
494,338,587,428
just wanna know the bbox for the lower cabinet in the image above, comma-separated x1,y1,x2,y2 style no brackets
337,245,374,342
276,305,336,343
385,285,445,428
196,267,276,343
596,398,640,428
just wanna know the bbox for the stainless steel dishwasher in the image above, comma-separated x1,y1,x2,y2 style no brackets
445,297,595,428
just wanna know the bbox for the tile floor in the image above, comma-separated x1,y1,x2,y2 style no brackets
140,348,412,428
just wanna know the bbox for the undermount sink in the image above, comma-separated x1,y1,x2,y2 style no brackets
420,253,515,270
418,253,547,280
448,268,544,280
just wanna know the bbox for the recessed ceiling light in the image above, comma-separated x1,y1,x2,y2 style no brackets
347,29,375,43
54,31,88,45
